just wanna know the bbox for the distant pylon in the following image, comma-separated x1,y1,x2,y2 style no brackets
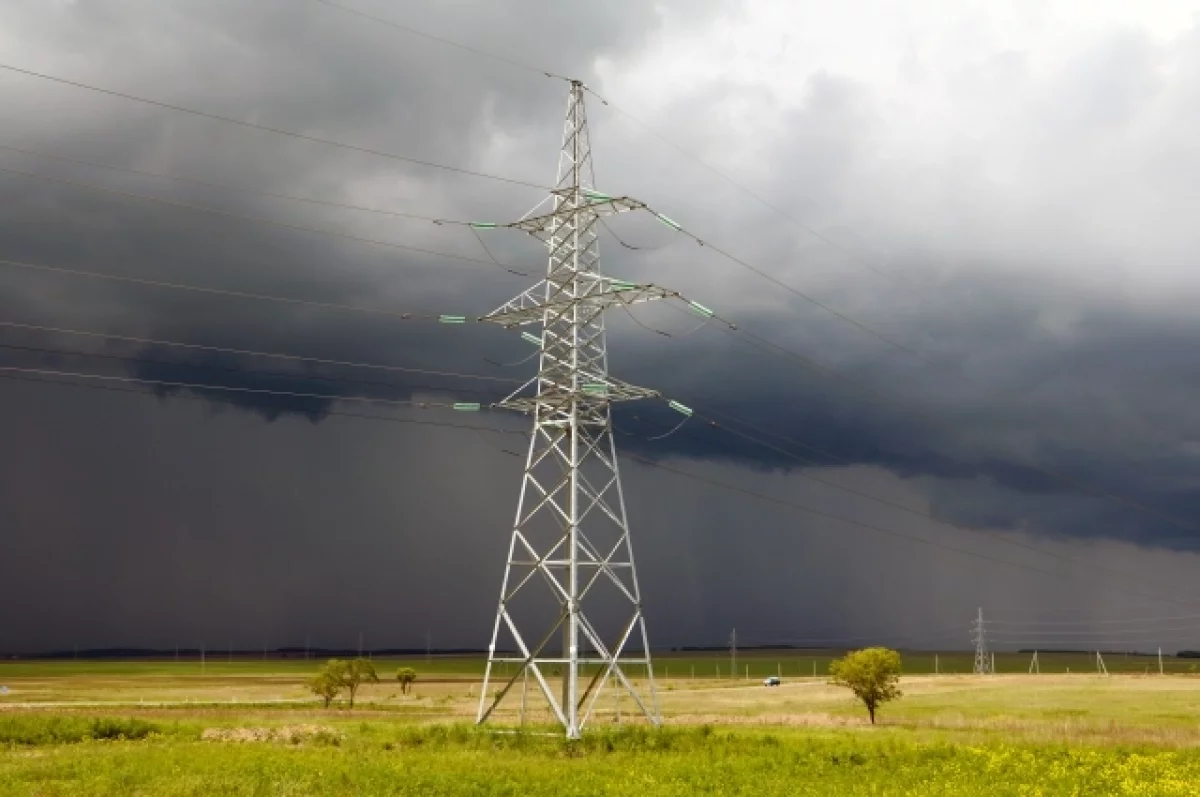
1029,650,1040,674
1096,651,1108,676
972,608,992,674
475,80,675,739
730,628,737,681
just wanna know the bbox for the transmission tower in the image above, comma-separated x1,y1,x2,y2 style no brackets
971,607,992,675
475,80,675,739
730,628,737,681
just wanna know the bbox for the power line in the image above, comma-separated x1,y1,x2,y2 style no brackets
0,63,550,191
0,163,535,277
673,402,1200,606
13,32,1180,546
659,218,930,363
618,397,1200,609
0,256,439,320
986,624,1200,636
7,353,1193,610
0,368,525,436
0,140,472,225
308,0,571,82
0,364,487,413
984,614,1200,627
617,450,1199,609
303,1,921,296
0,341,510,399
0,319,523,385
294,3,1200,539
684,302,1200,534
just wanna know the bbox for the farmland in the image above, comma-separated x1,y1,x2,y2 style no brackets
2,651,1199,794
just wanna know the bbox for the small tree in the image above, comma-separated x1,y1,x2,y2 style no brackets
396,667,417,695
340,658,379,707
829,647,902,725
308,659,346,708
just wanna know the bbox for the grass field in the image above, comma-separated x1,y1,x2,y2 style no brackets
2,653,1199,794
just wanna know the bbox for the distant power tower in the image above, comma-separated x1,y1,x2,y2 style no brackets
730,628,737,681
475,80,675,739
971,608,992,675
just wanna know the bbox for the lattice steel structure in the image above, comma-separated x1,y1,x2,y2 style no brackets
972,607,992,675
475,80,670,738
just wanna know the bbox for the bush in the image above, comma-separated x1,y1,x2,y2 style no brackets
0,715,158,747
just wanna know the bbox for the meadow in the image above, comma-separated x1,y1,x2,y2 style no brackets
1,652,1199,795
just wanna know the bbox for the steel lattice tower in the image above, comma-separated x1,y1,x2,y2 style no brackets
475,81,673,738
972,607,991,675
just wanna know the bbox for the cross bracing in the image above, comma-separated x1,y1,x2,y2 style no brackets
475,80,664,738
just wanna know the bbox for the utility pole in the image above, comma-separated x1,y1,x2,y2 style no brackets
972,608,992,675
935,654,939,675
476,80,678,739
1159,647,1164,675
730,629,737,681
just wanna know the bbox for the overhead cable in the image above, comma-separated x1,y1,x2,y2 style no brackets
0,256,435,320
0,319,522,385
0,365,493,413
661,298,1200,534
617,450,1197,608
0,367,525,436
9,362,1194,608
0,140,471,225
303,0,919,294
0,63,550,190
0,163,535,278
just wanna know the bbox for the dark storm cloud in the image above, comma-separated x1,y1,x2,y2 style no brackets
3,0,1200,654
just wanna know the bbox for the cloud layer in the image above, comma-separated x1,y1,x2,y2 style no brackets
2,0,1199,654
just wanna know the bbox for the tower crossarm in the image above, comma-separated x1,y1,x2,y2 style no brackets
507,190,647,237
495,374,660,416
479,278,678,328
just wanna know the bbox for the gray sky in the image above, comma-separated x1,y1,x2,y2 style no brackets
2,0,1200,655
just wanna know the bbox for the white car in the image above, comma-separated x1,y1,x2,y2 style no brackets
763,676,781,687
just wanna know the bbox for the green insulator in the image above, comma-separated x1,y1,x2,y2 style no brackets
668,400,694,417
655,213,682,230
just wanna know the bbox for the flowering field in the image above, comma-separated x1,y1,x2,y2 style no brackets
2,661,1199,795
1,720,1199,796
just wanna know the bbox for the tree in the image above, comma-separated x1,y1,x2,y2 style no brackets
829,647,903,724
340,658,379,707
308,659,346,708
396,667,417,695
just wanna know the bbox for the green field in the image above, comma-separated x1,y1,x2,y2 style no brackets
2,654,1199,794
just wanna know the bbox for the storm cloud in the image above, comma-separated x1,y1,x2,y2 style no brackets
2,0,1200,656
